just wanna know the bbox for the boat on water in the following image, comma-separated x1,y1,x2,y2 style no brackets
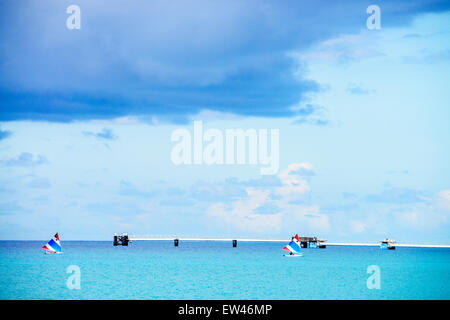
282,234,303,257
380,238,396,250
42,233,63,254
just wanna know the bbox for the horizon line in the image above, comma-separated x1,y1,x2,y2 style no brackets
2,238,450,248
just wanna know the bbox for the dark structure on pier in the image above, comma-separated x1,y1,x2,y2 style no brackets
296,236,327,249
113,233,129,246
380,239,396,250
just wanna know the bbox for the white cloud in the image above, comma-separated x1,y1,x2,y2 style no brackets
275,162,312,200
206,162,330,233
393,191,450,230
437,189,450,211
208,187,283,232
284,205,330,233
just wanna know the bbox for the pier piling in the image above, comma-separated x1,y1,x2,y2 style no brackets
122,235,129,246
113,233,129,246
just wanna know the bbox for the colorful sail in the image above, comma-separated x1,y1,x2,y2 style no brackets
283,234,301,254
42,233,62,252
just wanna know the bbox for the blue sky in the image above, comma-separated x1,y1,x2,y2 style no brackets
0,1,449,243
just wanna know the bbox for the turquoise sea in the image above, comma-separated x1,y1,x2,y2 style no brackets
0,241,449,300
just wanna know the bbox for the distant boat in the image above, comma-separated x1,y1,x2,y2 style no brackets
42,233,63,254
380,238,396,250
282,234,303,257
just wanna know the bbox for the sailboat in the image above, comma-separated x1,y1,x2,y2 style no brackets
282,234,303,257
42,233,63,254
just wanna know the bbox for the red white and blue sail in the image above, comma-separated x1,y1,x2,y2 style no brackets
283,234,301,254
42,233,62,252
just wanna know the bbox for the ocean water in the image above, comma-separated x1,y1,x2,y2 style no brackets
0,241,449,300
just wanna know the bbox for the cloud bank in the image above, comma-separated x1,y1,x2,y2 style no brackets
1,0,449,122
207,162,330,233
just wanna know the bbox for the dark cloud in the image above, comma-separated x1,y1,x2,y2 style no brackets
0,0,448,122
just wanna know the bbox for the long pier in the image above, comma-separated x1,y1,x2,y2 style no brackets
128,235,327,248
130,237,286,242
133,238,450,248
114,234,325,248
113,234,450,248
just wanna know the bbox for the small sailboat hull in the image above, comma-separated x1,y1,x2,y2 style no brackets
283,253,303,257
